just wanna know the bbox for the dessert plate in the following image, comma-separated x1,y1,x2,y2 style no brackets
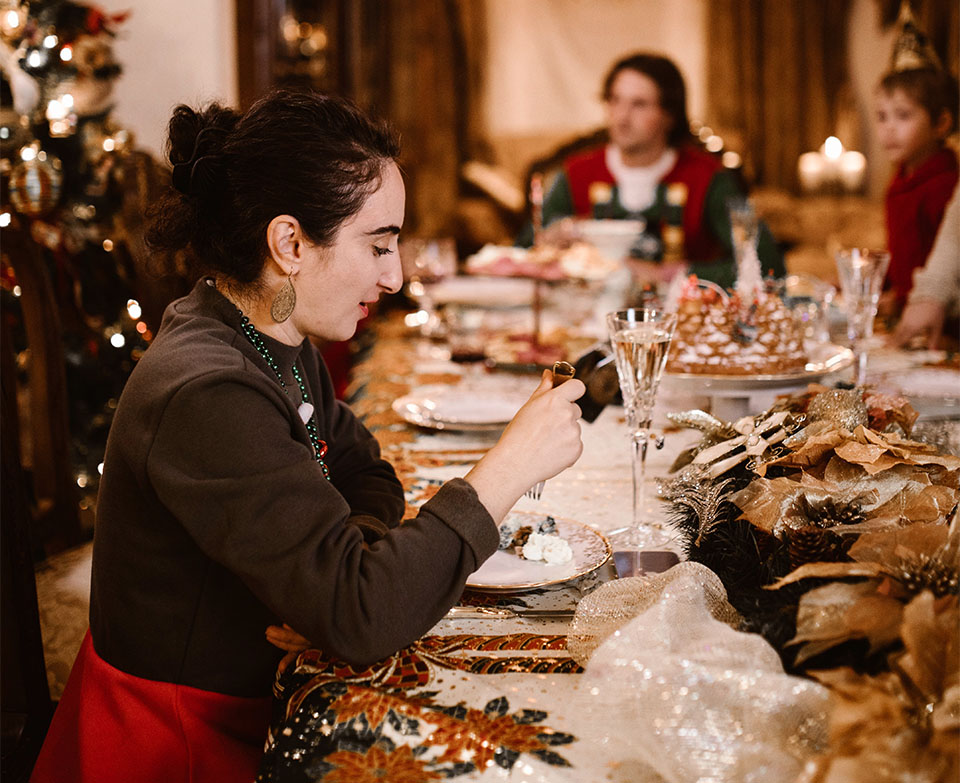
392,384,529,431
466,513,611,592
663,342,854,390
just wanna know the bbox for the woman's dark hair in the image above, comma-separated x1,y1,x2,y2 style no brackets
146,88,401,284
879,67,959,135
601,52,693,147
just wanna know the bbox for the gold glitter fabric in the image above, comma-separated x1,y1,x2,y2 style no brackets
571,562,830,782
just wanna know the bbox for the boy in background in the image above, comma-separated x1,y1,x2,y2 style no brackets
876,7,958,310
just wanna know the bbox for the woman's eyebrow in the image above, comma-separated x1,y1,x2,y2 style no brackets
366,225,401,236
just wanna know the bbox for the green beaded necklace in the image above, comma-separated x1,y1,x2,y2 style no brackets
237,311,331,480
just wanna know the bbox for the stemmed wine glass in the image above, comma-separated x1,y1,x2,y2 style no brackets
835,248,890,386
606,308,678,550
400,237,458,337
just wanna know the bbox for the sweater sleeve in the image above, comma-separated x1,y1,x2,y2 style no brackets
146,371,499,666
909,187,960,308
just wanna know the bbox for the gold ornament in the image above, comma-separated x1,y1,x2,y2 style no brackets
588,181,613,206
807,388,868,431
270,275,297,322
9,152,63,217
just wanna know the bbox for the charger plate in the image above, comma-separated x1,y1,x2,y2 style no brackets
466,513,611,592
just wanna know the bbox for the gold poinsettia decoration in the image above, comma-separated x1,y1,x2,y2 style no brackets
766,522,959,664
796,590,959,783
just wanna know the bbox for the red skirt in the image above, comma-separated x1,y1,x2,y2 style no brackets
31,631,271,783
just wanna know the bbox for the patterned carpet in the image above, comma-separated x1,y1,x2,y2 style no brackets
34,541,92,701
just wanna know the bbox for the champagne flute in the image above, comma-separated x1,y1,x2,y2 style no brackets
835,248,890,386
606,308,678,550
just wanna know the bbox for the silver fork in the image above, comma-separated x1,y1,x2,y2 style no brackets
524,360,577,500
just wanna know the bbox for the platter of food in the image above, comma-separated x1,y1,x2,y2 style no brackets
466,512,611,592
464,243,618,282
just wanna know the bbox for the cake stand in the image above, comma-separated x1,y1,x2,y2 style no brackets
660,343,855,421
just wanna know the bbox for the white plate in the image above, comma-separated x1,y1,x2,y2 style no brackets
663,342,854,390
466,514,612,592
392,384,528,431
873,367,960,419
421,276,535,308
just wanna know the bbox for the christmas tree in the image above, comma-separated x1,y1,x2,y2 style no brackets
1,0,183,547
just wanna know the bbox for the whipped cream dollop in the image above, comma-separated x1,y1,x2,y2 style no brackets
521,532,573,565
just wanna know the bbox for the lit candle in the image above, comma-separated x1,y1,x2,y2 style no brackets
821,136,843,184
839,150,866,192
798,137,864,194
798,152,825,193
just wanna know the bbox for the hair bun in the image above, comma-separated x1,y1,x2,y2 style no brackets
166,104,238,198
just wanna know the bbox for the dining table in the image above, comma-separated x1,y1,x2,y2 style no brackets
254,274,960,783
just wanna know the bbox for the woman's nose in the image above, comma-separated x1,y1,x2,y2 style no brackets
380,254,403,294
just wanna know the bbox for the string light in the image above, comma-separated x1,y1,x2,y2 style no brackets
102,239,114,251
126,299,142,318
705,135,724,153
110,333,126,348
60,45,73,62
722,151,742,169
0,212,11,228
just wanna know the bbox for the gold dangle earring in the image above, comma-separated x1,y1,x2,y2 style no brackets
271,273,297,323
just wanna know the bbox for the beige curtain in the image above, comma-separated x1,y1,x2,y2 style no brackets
706,0,854,191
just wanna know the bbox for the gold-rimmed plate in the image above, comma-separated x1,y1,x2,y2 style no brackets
392,384,528,431
663,342,854,389
466,513,612,592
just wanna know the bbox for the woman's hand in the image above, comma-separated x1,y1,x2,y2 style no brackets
266,623,312,673
464,370,585,523
890,299,947,350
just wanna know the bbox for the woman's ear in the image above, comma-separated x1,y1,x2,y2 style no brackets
265,215,304,276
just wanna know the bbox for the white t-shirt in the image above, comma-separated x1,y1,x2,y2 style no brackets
604,145,677,213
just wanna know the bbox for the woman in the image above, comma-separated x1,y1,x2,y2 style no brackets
32,89,584,783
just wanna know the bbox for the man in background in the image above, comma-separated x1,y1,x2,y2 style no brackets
525,51,783,289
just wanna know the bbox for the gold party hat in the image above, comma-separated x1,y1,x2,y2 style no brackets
889,0,942,72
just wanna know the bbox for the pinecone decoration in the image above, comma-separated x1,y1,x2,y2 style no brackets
787,528,852,568
895,553,959,598
793,495,866,528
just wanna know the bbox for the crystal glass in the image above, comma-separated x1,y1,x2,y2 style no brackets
784,273,836,345
400,237,458,337
606,308,678,550
728,198,759,265
835,248,890,386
